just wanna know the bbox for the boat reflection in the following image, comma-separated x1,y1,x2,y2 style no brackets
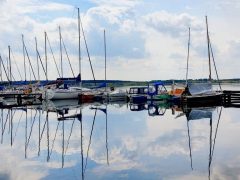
183,105,223,179
0,99,237,180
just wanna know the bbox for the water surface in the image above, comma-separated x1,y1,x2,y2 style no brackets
0,85,240,180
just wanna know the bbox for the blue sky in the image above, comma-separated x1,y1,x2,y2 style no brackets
0,0,240,81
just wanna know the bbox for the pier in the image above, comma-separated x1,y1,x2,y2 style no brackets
0,92,42,106
222,90,240,107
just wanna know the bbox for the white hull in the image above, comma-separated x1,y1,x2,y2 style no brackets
42,89,79,100
42,87,92,100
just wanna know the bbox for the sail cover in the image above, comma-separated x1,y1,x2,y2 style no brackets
188,82,213,95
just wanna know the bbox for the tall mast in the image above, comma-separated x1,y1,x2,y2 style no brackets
44,31,48,81
80,16,96,85
77,8,82,87
206,16,212,81
186,27,190,85
59,26,63,78
104,30,107,92
22,35,27,81
8,45,12,83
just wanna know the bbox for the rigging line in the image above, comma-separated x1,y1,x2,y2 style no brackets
84,109,97,173
40,116,48,141
23,43,37,81
6,56,16,82
26,110,38,148
36,49,47,79
10,109,16,146
2,109,10,138
35,36,47,79
12,110,23,144
80,15,96,85
0,55,10,82
209,38,222,91
35,37,40,80
64,119,76,155
10,48,23,81
61,37,75,77
210,107,223,165
50,121,60,157
11,74,16,82
46,33,61,78
1,109,5,144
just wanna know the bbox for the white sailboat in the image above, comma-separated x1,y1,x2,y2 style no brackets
42,9,92,100
42,86,91,100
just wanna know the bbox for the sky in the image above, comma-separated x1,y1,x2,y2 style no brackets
0,0,240,81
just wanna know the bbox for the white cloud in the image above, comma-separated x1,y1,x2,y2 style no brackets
0,0,240,81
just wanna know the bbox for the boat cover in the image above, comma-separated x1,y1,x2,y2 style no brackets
188,82,213,95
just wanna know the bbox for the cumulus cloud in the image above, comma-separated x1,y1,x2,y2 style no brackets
143,11,203,38
0,0,239,81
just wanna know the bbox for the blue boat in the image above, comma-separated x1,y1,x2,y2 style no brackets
128,86,148,103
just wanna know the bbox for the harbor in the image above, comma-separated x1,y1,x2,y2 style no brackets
1,0,240,179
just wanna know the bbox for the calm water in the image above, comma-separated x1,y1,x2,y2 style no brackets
0,85,240,180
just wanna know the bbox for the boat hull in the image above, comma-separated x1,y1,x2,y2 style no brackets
42,89,80,100
182,93,223,107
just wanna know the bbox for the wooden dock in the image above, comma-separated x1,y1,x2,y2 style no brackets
0,93,42,105
222,90,240,107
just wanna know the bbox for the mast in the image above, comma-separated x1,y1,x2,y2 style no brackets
104,30,107,92
186,27,190,85
77,8,82,88
22,35,27,81
59,26,63,78
44,32,48,81
8,45,12,83
80,16,96,85
206,16,212,81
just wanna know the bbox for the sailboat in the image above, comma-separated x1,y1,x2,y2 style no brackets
42,9,93,100
101,30,128,103
182,16,223,106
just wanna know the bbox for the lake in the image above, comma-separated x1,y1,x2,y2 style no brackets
0,84,240,180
